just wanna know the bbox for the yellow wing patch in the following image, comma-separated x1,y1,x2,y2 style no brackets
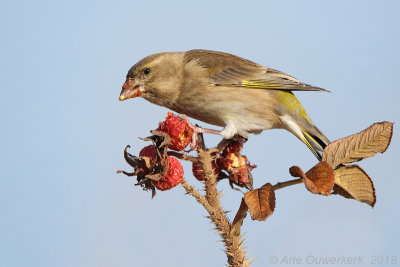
240,80,284,89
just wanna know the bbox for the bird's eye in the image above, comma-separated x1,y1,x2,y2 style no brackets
143,68,151,75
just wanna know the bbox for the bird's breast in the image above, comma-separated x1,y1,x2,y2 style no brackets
173,85,282,132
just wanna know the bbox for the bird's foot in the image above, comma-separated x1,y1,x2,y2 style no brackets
179,114,221,151
232,134,248,143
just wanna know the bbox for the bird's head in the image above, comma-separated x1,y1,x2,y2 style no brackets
119,52,184,106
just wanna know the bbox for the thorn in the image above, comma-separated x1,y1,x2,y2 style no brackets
246,257,256,264
139,136,153,141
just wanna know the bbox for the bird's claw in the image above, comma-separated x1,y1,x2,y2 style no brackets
179,113,223,151
179,114,200,151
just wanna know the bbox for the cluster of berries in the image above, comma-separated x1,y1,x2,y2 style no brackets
122,112,255,193
138,145,184,191
192,139,255,189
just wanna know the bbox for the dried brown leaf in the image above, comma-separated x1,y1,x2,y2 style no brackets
289,166,306,178
332,184,353,199
289,163,335,195
231,198,248,236
333,165,376,207
305,161,335,195
322,121,393,168
244,183,275,221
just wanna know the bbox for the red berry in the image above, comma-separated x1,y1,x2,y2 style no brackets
139,145,155,158
152,157,184,191
233,167,251,185
157,112,194,151
217,139,255,188
218,153,248,171
238,174,249,185
218,139,247,171
224,139,244,154
192,161,204,181
138,145,183,191
139,145,156,172
192,154,221,181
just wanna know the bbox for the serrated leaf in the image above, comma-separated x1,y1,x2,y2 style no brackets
305,161,335,195
322,121,393,168
289,162,335,195
244,183,275,221
333,165,376,207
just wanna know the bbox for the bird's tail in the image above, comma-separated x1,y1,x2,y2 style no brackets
301,130,329,160
280,114,330,160
276,91,330,160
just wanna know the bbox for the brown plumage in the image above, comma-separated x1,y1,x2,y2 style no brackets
119,49,330,159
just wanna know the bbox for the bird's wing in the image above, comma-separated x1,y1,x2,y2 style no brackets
211,66,329,92
185,49,329,92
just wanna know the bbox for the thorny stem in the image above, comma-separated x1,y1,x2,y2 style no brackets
181,179,213,214
182,133,251,267
273,178,304,191
197,134,220,209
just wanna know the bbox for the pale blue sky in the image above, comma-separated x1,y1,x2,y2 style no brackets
1,1,399,266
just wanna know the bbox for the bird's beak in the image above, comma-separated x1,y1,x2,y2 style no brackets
119,78,146,101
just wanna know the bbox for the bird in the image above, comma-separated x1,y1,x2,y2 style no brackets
119,49,330,160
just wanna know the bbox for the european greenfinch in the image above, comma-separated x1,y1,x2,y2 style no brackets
119,49,330,159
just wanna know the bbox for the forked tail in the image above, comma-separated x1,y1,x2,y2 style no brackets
302,130,330,160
